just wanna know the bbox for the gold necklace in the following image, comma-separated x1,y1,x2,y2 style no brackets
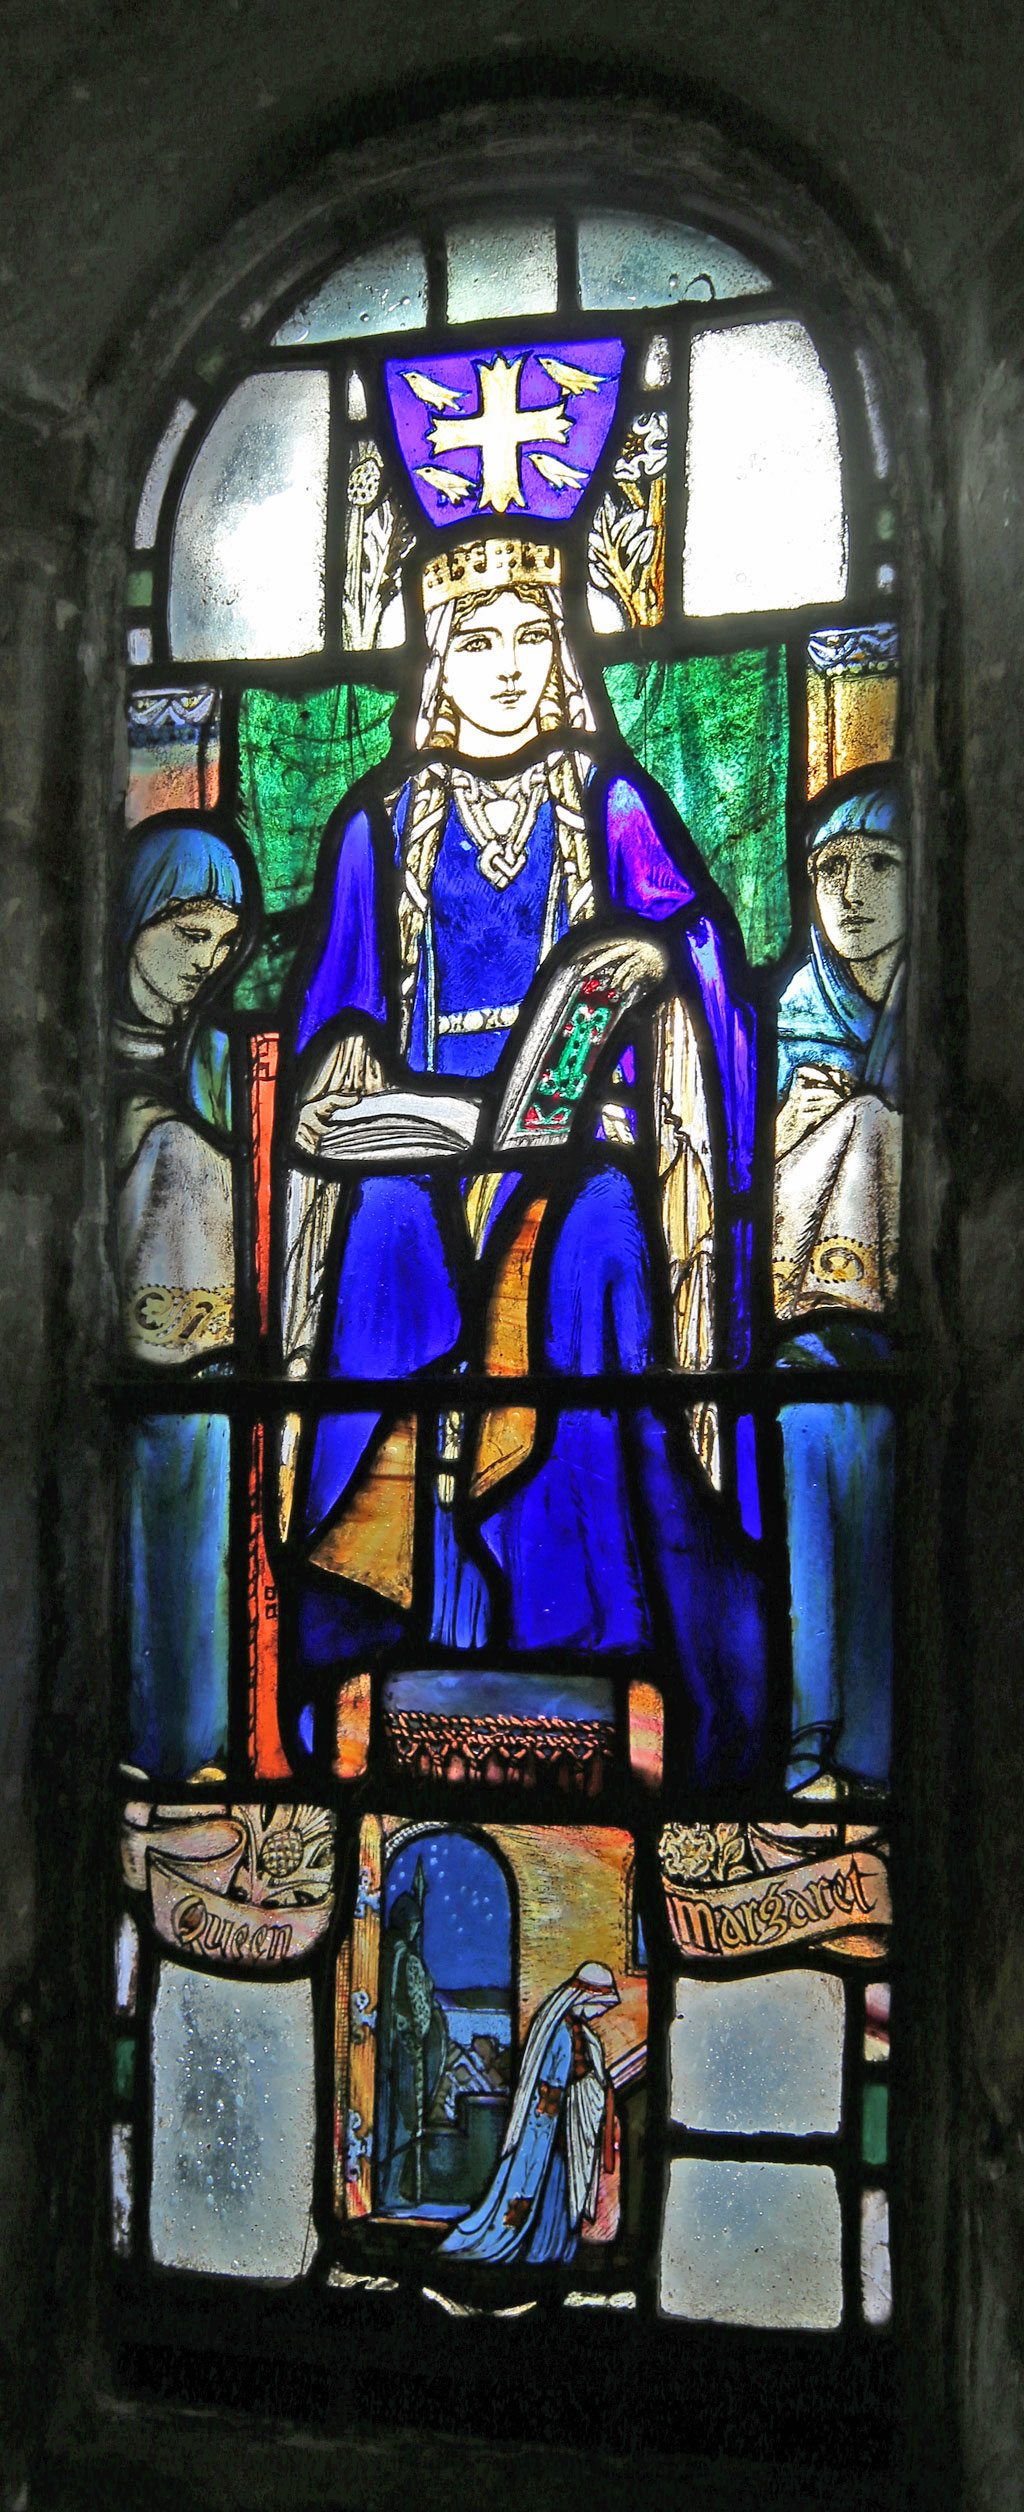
450,762,547,891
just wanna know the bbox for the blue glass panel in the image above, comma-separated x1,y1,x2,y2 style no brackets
378,1831,513,2219
124,1413,230,1780
383,1671,615,1721
735,1412,761,1537
781,1393,894,1789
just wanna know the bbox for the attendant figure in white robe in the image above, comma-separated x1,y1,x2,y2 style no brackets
773,775,904,1792
439,1962,618,2265
115,815,248,1779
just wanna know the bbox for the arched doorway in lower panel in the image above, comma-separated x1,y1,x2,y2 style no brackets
376,1827,517,2223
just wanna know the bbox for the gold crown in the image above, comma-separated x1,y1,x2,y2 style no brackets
421,536,562,614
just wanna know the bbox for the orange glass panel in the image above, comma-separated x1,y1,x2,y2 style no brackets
334,1815,381,2220
310,1417,416,1608
334,1670,372,1780
249,1031,279,1338
247,1420,289,1779
806,627,899,797
629,1678,664,1787
125,687,220,828
470,1196,546,1499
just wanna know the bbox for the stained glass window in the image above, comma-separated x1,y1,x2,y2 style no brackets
111,199,899,2402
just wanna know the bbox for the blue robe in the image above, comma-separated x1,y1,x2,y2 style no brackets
285,763,767,1786
777,924,903,1104
438,2012,598,2266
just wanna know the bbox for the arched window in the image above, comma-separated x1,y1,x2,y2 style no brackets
110,174,902,2451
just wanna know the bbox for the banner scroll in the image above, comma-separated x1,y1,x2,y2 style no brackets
661,1829,890,1964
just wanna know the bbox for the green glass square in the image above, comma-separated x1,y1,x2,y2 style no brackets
862,2080,888,2166
126,568,153,610
114,2036,135,2105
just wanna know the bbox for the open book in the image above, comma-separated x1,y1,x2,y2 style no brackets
491,927,668,1149
315,1089,483,1163
313,929,668,1166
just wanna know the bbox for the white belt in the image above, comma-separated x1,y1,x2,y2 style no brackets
436,1003,521,1035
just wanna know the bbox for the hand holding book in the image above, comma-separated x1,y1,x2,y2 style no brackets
292,1030,388,1155
297,927,670,1168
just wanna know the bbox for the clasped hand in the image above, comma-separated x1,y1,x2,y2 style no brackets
292,1031,388,1154
775,1062,856,1160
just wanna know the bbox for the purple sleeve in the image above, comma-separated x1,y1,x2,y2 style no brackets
604,776,697,920
684,916,756,1198
601,779,755,1194
294,809,387,1057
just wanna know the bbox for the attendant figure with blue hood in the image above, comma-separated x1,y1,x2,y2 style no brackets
773,772,905,1792
115,814,247,1780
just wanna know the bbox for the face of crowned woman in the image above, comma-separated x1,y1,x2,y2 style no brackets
440,590,555,757
128,900,240,1029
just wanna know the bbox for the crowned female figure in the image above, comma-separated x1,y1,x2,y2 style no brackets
274,338,767,1787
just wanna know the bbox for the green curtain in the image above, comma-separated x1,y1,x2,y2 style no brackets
603,652,790,966
234,681,397,1011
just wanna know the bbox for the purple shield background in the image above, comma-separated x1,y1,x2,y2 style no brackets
384,338,627,530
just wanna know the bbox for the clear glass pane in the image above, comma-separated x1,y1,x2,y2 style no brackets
114,1913,139,2017
861,2187,892,2324
865,1977,891,2063
134,398,196,548
578,211,771,310
660,2158,843,2327
446,219,557,323
110,2124,133,2255
669,1970,844,2134
169,372,329,660
855,346,891,480
683,321,848,615
150,1966,317,2276
272,240,428,344
643,333,672,389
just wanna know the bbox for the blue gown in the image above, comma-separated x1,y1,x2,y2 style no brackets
439,2013,593,2266
285,766,767,1786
